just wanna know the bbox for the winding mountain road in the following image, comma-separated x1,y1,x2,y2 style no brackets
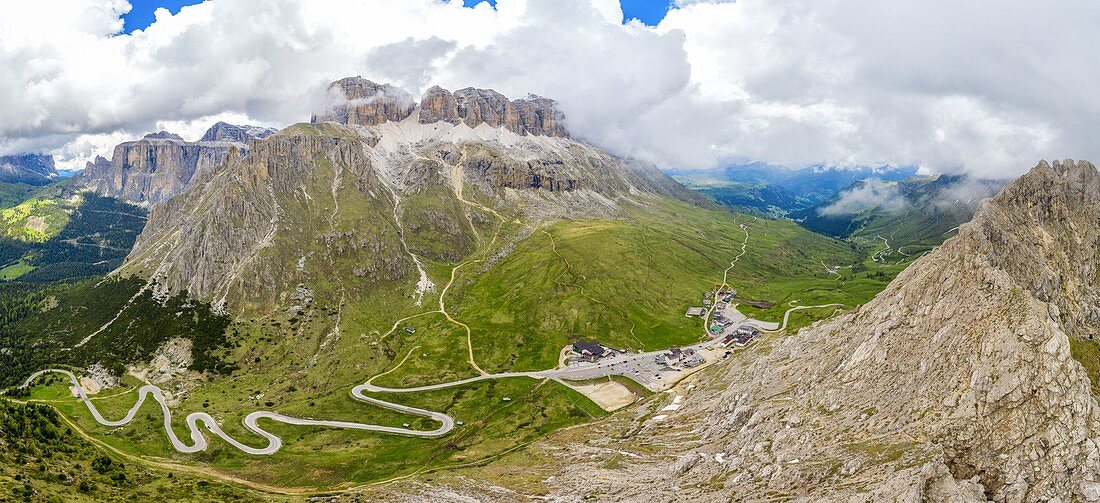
19,369,454,456
764,304,844,333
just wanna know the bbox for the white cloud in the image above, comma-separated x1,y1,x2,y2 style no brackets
818,180,909,216
0,0,1097,177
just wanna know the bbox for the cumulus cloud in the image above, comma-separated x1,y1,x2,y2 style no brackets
818,180,909,216
0,0,1097,177
931,176,1005,211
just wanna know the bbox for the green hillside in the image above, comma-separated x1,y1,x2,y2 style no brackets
0,194,146,282
0,397,263,502
8,194,913,491
0,182,44,211
0,196,69,242
0,183,79,242
451,198,875,373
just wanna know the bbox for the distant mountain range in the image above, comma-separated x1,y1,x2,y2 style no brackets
671,162,920,217
0,154,58,186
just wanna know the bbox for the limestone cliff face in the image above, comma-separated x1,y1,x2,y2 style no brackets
443,87,568,137
0,154,57,185
71,133,244,205
315,77,569,137
389,160,1100,503
451,88,514,131
311,77,416,126
418,86,461,124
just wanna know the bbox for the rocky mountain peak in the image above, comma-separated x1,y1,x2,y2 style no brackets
1005,158,1100,209
964,158,1100,340
200,121,277,143
142,131,184,141
431,86,569,137
311,76,416,126
418,85,461,124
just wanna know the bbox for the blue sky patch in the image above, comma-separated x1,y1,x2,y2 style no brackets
122,0,674,34
122,0,203,34
620,0,674,26
461,0,673,26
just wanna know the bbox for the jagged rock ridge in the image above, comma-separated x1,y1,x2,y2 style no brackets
314,77,568,137
143,131,184,141
0,154,57,185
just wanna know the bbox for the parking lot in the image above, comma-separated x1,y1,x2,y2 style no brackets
541,342,722,391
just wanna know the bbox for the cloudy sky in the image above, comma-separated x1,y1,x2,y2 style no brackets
1,0,1097,178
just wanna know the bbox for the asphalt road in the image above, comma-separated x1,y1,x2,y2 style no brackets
19,369,453,456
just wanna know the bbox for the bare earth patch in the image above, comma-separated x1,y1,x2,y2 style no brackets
566,380,636,411
24,215,47,233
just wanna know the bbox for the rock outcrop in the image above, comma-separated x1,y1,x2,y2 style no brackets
311,77,416,126
0,154,57,185
71,132,245,205
142,131,184,141
314,77,569,137
199,122,276,143
510,94,568,137
446,87,568,137
418,85,461,124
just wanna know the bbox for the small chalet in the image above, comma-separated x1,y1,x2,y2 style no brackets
736,325,761,337
573,340,607,359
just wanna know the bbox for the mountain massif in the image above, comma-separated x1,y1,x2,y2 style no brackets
0,154,57,185
120,78,701,312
